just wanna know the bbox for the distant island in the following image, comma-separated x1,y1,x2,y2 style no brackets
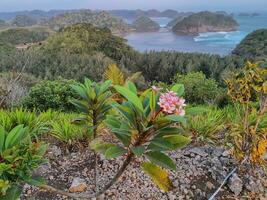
41,10,130,34
131,16,160,32
172,11,239,35
239,12,260,17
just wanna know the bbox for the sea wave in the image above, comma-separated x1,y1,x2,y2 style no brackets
193,31,245,43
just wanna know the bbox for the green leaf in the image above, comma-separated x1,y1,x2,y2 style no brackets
126,81,137,94
155,127,184,138
1,185,22,200
164,135,191,149
90,139,115,154
141,162,174,192
145,151,176,170
114,85,144,112
105,116,121,129
186,107,209,116
105,146,127,159
5,125,26,149
149,91,156,110
131,146,145,156
99,80,112,93
148,138,174,151
171,84,184,96
25,176,46,186
165,115,186,126
0,126,6,153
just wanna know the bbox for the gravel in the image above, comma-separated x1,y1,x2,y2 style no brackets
21,144,267,200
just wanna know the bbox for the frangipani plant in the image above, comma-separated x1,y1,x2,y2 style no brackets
92,82,201,195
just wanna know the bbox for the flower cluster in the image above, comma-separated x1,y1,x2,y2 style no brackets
158,91,186,116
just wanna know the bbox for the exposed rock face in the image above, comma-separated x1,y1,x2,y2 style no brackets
172,11,238,35
132,16,160,32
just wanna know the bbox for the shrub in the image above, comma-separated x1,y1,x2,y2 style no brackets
0,109,49,137
0,125,46,198
187,106,226,143
23,79,77,111
225,62,267,164
172,72,221,104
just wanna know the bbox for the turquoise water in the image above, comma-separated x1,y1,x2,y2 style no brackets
125,13,267,55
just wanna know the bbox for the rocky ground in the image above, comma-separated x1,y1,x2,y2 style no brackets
22,144,267,200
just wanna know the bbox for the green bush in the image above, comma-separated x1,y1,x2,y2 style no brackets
22,79,77,111
0,125,46,198
172,72,221,104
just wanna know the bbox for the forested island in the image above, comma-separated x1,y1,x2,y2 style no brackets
172,11,239,34
132,16,160,32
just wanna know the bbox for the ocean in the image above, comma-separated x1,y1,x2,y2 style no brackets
124,13,267,55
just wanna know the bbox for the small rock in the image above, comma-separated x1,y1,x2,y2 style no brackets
206,181,215,190
69,177,87,193
189,147,208,157
228,173,243,195
168,193,176,200
33,162,51,175
212,147,224,157
47,145,62,158
222,150,231,157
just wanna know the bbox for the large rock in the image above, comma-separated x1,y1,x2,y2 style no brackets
228,173,243,195
69,177,87,193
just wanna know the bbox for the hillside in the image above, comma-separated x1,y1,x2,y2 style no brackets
23,23,138,81
11,15,38,27
0,28,51,45
43,10,130,34
232,29,267,61
132,16,160,32
172,11,238,34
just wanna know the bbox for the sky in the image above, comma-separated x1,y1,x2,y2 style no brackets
0,0,266,12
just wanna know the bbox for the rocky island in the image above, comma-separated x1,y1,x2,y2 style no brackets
132,16,160,32
172,11,238,35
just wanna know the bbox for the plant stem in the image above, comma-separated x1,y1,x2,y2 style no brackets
95,152,134,197
92,110,98,195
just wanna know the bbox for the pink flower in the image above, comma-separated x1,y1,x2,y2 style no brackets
152,85,163,92
158,91,186,116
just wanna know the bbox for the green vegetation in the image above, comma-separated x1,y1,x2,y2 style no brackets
133,51,244,85
22,79,77,111
172,11,238,34
132,16,160,32
172,72,223,104
15,23,138,81
0,28,50,45
44,10,130,33
0,125,46,198
232,29,267,61
11,15,38,27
